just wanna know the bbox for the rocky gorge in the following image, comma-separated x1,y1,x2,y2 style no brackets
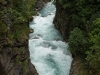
1,0,99,75
54,0,100,75
53,1,89,75
0,0,49,75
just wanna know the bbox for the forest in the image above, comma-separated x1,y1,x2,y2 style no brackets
58,0,100,75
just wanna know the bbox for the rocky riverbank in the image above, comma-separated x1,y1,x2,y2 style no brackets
53,0,72,41
53,1,86,75
0,0,49,75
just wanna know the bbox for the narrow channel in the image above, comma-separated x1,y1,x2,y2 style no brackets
29,1,72,75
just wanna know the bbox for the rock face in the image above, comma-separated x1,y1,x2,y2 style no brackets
35,0,50,10
35,0,46,10
30,29,34,33
53,1,73,41
0,43,38,75
69,57,86,75
0,0,38,75
53,1,85,75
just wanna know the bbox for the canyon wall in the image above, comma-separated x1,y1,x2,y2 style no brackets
0,0,49,75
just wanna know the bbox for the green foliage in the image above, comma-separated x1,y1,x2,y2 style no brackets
11,24,29,43
11,10,26,24
5,0,34,43
58,0,100,74
0,0,38,74
0,21,7,36
86,18,100,75
68,17,100,75
58,0,100,31
11,0,37,23
22,60,27,74
0,21,7,46
0,0,38,45
68,27,87,55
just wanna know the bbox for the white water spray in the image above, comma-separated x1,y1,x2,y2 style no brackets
29,1,72,75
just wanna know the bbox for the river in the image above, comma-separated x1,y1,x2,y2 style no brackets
29,1,72,75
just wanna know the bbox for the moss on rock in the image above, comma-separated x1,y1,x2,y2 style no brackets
0,0,39,75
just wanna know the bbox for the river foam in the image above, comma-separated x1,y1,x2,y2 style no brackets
29,1,72,75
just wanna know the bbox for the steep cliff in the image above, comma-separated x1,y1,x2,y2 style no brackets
0,0,48,75
54,0,100,75
0,0,38,75
53,2,84,74
53,1,72,41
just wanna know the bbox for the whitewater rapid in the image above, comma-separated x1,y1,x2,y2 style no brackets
29,1,72,75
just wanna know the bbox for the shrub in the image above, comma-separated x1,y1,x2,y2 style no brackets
68,27,86,55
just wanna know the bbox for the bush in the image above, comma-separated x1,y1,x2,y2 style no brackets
68,27,87,55
86,18,100,75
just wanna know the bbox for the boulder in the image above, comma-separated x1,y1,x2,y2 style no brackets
30,29,34,33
